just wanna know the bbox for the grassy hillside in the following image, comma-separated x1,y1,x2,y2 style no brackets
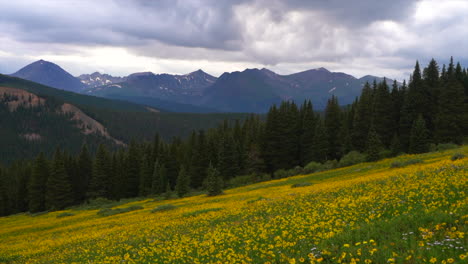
0,147,466,263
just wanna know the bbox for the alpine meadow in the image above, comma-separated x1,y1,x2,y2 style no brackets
0,1,467,264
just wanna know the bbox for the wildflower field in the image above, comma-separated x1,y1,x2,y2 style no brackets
0,147,467,264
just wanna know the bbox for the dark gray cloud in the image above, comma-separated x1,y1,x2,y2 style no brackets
0,0,466,80
0,0,418,50
0,0,247,49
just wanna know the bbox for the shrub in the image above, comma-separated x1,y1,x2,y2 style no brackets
226,173,271,188
338,151,366,167
291,166,304,175
451,153,465,161
291,182,312,188
390,159,423,168
29,211,48,217
273,169,289,179
151,204,177,213
303,161,322,174
379,149,393,159
56,212,74,218
436,143,458,151
97,205,143,217
322,160,338,170
82,198,114,210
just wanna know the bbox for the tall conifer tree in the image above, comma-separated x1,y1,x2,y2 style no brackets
28,153,49,213
46,149,73,210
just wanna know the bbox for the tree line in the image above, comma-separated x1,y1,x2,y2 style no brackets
0,57,467,216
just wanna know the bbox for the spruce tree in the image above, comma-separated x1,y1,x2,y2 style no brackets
352,82,374,151
399,61,432,150
217,134,239,180
299,100,316,165
28,153,49,213
190,131,209,188
175,165,190,197
409,115,430,154
390,134,402,156
371,79,393,146
46,149,73,210
390,80,403,137
139,153,153,196
434,58,465,144
151,160,161,194
164,182,172,200
261,105,283,173
151,161,168,195
0,168,9,216
124,141,140,197
325,96,342,160
311,117,328,163
75,144,92,203
206,163,223,196
87,144,110,199
423,58,440,134
366,126,383,162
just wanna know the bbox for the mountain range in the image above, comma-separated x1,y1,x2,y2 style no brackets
10,60,398,113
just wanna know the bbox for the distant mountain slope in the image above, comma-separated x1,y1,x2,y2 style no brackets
0,74,149,112
78,72,126,88
103,94,218,113
0,85,120,163
200,69,284,112
0,74,250,161
11,60,85,92
200,68,399,112
10,60,398,113
85,69,217,104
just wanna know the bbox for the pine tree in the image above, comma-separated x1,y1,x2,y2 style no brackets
0,167,10,216
28,153,49,213
245,144,266,174
390,134,402,156
164,182,172,200
87,144,110,199
112,150,126,200
434,58,465,144
189,131,209,188
151,161,168,195
409,115,430,154
372,79,393,146
325,96,342,160
423,58,440,134
217,134,239,180
299,100,316,165
261,105,283,173
399,61,432,150
390,80,403,137
311,117,328,163
124,141,140,197
206,163,223,196
175,165,190,197
352,82,374,151
139,152,153,196
75,144,92,203
46,149,73,210
366,126,383,162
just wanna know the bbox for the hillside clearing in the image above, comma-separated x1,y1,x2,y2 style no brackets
0,147,466,263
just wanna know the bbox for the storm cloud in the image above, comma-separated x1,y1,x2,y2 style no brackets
0,0,467,80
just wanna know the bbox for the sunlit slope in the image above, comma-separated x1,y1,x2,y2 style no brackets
0,147,467,264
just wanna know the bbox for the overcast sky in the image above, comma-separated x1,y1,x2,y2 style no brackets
0,0,467,81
